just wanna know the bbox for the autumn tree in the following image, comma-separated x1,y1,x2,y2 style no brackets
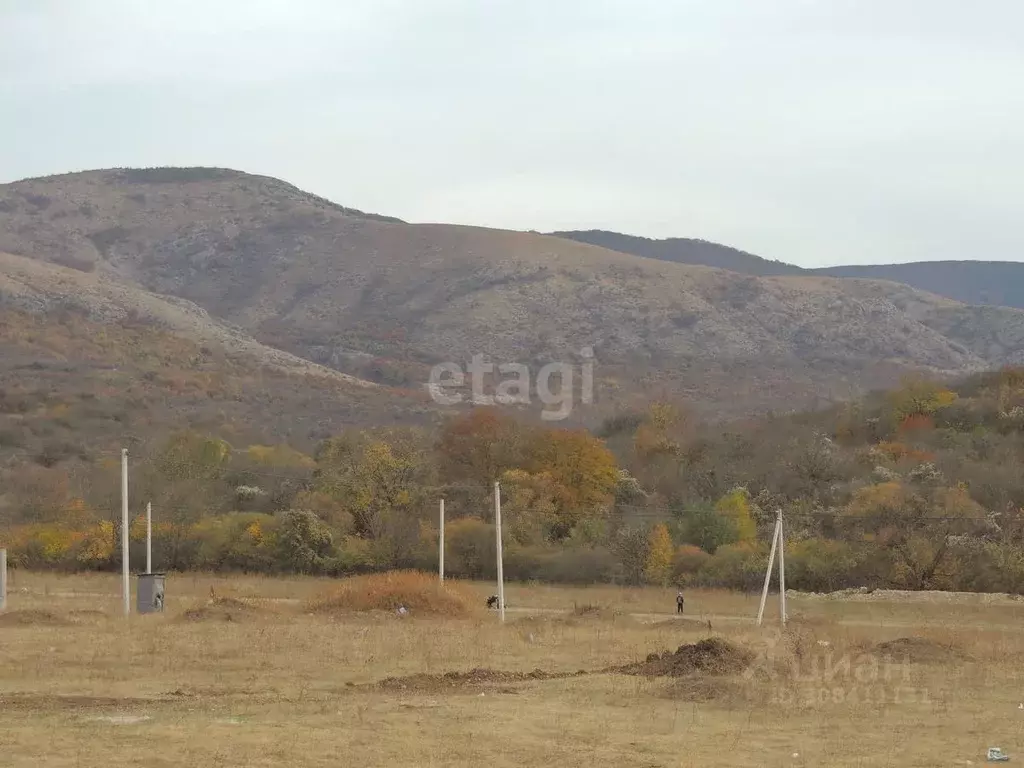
678,502,739,554
524,428,619,539
842,481,988,589
275,510,333,573
613,525,650,585
644,523,674,585
231,443,316,512
149,432,235,568
314,428,434,565
499,468,560,545
437,408,525,487
887,377,957,423
633,402,690,460
714,487,757,542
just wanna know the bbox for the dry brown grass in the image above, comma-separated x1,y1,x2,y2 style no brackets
2,573,1024,767
307,570,480,618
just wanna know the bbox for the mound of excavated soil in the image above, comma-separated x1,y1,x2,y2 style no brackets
309,571,478,618
615,638,753,677
180,597,266,622
372,668,584,693
872,636,972,664
0,609,70,627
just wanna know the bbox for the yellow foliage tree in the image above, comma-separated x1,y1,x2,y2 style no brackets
887,377,958,421
644,523,674,585
77,521,116,566
714,487,757,542
633,401,689,459
499,468,560,545
524,428,619,539
315,429,430,540
246,444,315,469
843,481,986,589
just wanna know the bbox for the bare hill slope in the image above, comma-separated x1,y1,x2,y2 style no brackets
0,250,431,462
4,168,1024,415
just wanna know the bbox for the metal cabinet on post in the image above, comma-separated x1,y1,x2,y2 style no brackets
137,573,165,614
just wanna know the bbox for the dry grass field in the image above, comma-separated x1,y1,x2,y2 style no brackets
2,571,1024,767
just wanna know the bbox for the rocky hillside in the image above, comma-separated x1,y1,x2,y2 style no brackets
4,168,1024,417
554,230,1024,311
0,250,432,463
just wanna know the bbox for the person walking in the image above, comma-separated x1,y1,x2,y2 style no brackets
676,591,685,614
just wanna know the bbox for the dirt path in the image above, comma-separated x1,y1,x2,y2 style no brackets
17,590,1023,630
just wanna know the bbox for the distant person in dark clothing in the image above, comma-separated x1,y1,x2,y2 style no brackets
676,591,685,614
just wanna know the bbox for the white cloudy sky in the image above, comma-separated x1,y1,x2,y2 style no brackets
1,0,1022,266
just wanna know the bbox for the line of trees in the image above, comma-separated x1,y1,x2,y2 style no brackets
5,370,1024,592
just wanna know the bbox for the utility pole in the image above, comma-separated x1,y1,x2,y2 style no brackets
146,501,152,575
757,512,782,627
494,481,505,623
438,498,445,582
0,548,7,613
121,449,130,617
778,510,787,625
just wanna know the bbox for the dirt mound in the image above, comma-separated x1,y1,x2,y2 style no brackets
372,667,582,693
180,597,266,622
0,609,70,627
872,636,972,664
308,571,478,618
615,638,753,677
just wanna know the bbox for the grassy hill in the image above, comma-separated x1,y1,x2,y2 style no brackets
3,168,1024,419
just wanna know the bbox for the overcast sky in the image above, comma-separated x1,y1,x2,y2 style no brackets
2,1,1022,266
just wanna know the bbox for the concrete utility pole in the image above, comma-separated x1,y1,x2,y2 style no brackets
756,510,787,627
121,449,130,617
0,548,7,613
146,501,152,575
494,481,505,623
438,498,445,582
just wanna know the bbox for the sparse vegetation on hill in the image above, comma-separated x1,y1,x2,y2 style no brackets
553,230,1024,311
4,169,1024,416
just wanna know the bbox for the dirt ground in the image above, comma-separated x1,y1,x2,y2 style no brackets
2,572,1024,767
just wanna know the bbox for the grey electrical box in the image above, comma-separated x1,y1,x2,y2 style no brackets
137,573,166,614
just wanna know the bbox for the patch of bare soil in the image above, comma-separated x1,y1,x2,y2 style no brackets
614,638,754,677
371,668,585,693
871,636,972,664
179,597,268,622
0,609,70,627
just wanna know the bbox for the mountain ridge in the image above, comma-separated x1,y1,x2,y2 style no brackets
3,167,1024,418
551,229,1024,310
